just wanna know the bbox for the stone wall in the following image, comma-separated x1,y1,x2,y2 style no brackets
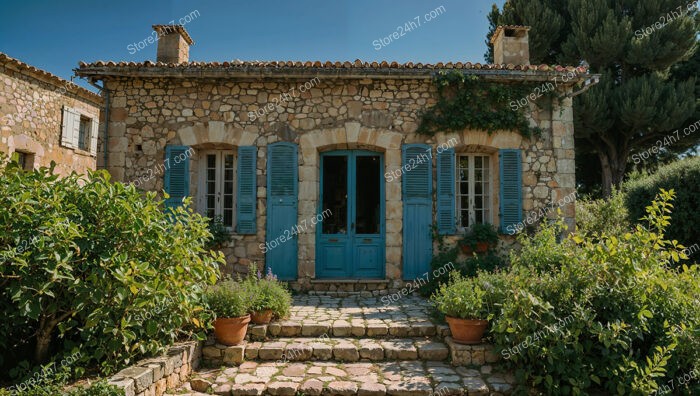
100,75,576,287
108,341,200,396
0,56,101,175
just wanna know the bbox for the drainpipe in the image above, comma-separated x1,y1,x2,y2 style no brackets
84,77,110,170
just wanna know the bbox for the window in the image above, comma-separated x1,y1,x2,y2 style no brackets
61,107,97,155
456,154,491,228
199,150,236,229
78,116,90,151
14,151,33,170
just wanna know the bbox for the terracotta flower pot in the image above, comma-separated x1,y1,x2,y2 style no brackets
460,242,491,254
213,315,251,345
251,309,273,324
446,316,488,344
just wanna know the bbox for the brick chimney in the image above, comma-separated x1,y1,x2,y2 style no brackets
153,25,194,64
491,25,530,65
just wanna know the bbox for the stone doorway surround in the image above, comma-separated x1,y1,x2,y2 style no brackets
297,122,404,289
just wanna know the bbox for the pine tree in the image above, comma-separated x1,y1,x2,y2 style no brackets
488,0,698,196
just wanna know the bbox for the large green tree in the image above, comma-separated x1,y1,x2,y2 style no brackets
488,0,698,196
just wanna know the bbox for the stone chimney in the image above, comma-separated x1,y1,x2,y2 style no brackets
153,25,194,64
491,25,530,65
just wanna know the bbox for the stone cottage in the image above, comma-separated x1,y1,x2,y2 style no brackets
76,24,584,292
0,53,102,175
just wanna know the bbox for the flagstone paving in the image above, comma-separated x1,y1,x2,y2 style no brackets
167,361,515,395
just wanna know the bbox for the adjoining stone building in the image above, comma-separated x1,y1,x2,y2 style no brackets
76,24,585,292
0,53,103,175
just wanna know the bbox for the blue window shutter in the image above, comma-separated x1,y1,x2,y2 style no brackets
436,148,456,235
499,149,523,234
266,142,298,280
402,144,432,280
236,146,257,234
164,145,190,209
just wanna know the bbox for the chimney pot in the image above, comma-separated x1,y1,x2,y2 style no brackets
152,24,194,64
491,25,530,65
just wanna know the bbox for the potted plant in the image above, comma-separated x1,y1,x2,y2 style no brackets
459,223,498,254
204,280,251,345
246,266,292,324
431,272,493,344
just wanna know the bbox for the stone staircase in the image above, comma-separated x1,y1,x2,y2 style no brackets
168,294,514,395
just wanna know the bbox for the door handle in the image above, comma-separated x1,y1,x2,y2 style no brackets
363,238,372,243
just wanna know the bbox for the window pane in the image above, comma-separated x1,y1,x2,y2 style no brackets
461,211,470,228
322,156,348,234
207,154,216,168
475,195,483,209
223,209,233,227
355,156,380,234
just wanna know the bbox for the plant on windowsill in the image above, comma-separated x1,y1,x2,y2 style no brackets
431,271,494,344
205,215,232,250
204,279,252,345
459,223,499,254
244,264,293,324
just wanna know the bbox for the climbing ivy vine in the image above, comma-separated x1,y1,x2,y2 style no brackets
416,71,547,137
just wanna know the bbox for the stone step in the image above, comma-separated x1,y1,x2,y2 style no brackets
203,337,450,366
247,320,449,340
173,360,515,395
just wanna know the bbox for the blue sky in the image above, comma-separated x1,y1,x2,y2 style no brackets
0,0,504,91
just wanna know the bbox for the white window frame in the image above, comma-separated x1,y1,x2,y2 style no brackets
197,150,237,230
61,106,98,155
456,154,493,229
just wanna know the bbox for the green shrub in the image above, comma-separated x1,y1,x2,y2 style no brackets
431,272,498,319
575,189,630,238
490,189,700,395
459,223,499,250
205,215,232,250
204,280,251,318
1,379,122,396
0,159,223,376
625,157,700,251
245,267,292,319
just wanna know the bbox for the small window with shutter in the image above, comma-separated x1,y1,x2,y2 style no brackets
61,106,99,156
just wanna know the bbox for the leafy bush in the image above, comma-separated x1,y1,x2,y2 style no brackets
419,227,506,297
575,189,630,238
0,159,223,376
204,280,251,318
245,266,292,319
431,272,497,319
205,215,232,250
489,189,699,395
459,223,499,250
0,379,122,396
625,157,700,250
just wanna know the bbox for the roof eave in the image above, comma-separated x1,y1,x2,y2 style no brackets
75,66,591,85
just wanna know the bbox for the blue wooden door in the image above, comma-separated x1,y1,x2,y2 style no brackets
316,151,384,279
266,143,298,280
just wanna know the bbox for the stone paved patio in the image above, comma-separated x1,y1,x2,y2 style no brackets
172,295,513,395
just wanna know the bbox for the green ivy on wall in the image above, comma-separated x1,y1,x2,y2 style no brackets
417,71,547,137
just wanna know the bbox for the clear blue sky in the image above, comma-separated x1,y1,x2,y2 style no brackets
0,0,504,91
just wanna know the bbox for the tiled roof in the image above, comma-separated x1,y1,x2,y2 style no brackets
0,52,102,104
78,59,585,73
76,59,589,84
152,25,194,45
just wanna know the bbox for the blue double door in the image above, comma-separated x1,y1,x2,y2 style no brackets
316,151,385,279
